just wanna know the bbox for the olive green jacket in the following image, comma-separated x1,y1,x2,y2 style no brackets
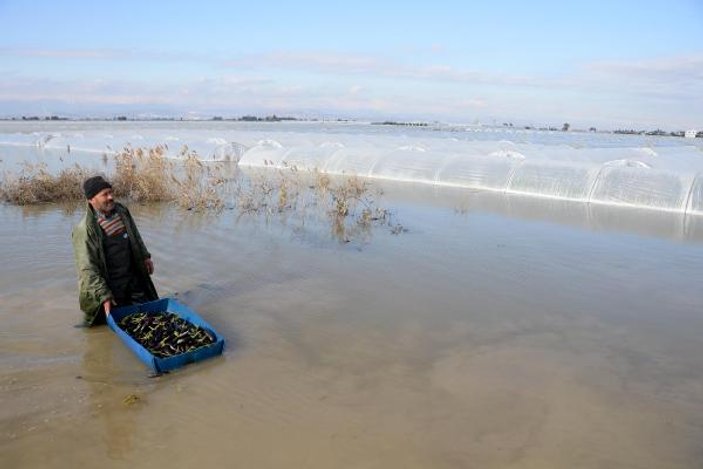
71,202,158,326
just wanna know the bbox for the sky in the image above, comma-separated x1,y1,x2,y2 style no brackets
0,0,701,129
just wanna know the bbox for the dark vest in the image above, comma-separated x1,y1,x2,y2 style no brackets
103,230,134,302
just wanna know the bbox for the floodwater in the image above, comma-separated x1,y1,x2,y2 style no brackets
2,181,703,468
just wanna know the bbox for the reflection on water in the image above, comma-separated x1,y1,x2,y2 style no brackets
381,181,703,243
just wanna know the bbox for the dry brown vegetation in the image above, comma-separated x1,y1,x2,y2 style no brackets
110,145,228,211
0,145,404,241
0,162,89,204
173,150,228,211
112,145,174,203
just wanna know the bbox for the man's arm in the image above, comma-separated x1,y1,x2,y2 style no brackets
72,226,113,314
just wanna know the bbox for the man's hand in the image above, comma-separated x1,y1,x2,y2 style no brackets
145,258,154,275
103,299,115,317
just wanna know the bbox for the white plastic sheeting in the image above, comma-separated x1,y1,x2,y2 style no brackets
3,121,703,214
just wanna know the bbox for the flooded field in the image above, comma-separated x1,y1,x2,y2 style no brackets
2,122,703,468
2,184,703,468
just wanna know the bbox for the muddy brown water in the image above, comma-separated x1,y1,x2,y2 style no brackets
2,186,703,468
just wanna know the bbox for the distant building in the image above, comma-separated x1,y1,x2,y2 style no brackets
685,129,697,138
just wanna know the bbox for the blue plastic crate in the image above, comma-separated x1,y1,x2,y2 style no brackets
107,297,225,373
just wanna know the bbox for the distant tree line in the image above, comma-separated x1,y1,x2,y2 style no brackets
213,115,299,122
19,115,68,121
3,115,699,137
372,121,428,127
613,129,701,137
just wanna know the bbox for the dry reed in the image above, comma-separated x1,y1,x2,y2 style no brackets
0,144,404,241
112,145,174,202
1,162,89,204
234,164,402,242
172,149,227,211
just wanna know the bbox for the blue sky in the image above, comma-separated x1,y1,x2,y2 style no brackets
1,0,701,129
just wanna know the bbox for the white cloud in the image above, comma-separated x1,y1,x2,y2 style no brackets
223,50,538,87
577,53,703,99
0,47,211,63
1,47,700,127
4,46,701,97
0,47,130,60
585,54,703,80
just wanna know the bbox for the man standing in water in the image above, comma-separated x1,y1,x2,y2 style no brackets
72,176,158,326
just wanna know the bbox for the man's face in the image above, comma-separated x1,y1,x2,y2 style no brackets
89,188,115,214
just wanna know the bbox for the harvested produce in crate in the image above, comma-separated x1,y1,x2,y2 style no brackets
118,311,216,358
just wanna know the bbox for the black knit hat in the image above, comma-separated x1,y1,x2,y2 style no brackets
83,176,112,199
